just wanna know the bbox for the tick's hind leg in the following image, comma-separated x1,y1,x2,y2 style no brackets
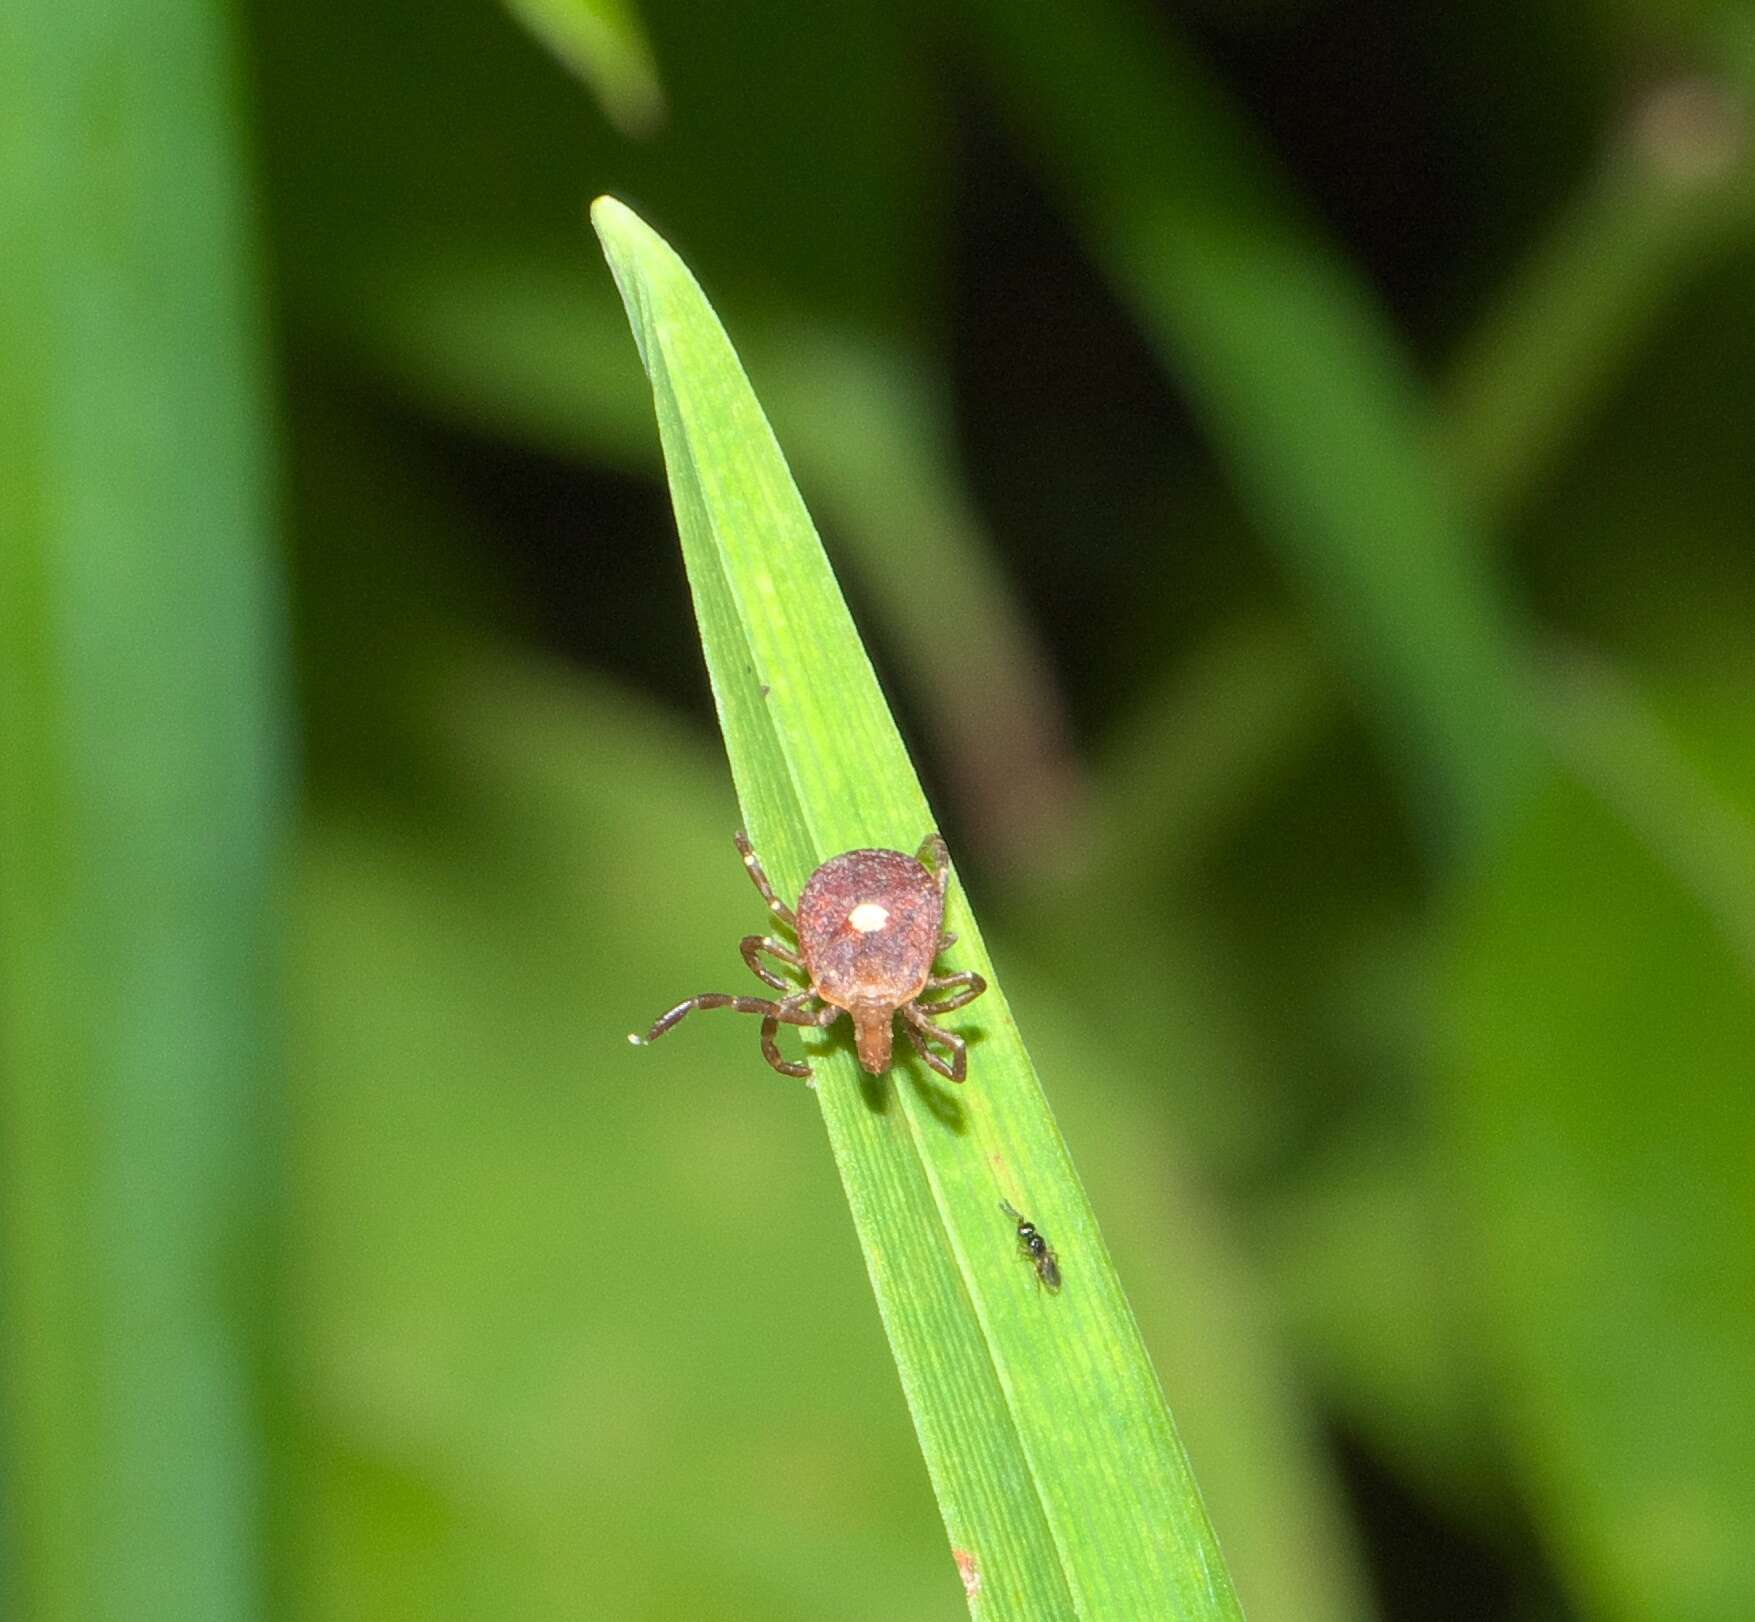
741,934,804,992
901,1002,967,1083
734,831,798,930
918,970,986,1016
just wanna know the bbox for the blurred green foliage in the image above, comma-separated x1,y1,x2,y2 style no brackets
1,3,287,1618
3,0,1754,1618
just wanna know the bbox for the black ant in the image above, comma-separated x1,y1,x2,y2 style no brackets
1000,1200,1061,1293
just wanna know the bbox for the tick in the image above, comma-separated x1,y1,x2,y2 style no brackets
1000,1200,1061,1292
630,831,987,1081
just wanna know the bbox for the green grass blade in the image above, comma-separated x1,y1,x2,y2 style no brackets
0,3,287,1616
1439,78,1755,529
592,196,1243,1620
498,0,665,135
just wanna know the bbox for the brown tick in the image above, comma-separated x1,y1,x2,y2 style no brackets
629,832,987,1081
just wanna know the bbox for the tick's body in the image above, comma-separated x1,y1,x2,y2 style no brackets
796,847,947,1073
1001,1199,1062,1292
631,833,987,1082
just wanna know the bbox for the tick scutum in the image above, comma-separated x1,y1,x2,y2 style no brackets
796,847,943,1075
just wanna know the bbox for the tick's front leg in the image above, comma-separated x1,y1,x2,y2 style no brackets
741,934,805,992
632,992,790,1047
734,831,798,931
915,831,951,893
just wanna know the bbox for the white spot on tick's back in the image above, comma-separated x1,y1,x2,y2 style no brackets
848,901,890,933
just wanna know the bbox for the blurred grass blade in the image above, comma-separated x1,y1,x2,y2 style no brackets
0,4,288,1619
499,0,664,134
1448,663,1755,1620
1080,614,1334,901
754,330,1088,877
958,0,1534,857
1440,75,1755,527
593,196,1243,1620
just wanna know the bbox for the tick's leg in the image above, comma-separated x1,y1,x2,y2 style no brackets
901,1016,964,1083
918,970,986,1015
900,1017,955,1081
734,831,798,931
916,835,958,950
741,934,805,993
634,993,788,1047
916,831,951,893
759,992,834,1079
901,1002,967,1083
630,988,825,1078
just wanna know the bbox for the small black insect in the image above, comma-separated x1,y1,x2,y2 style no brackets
1000,1199,1061,1292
